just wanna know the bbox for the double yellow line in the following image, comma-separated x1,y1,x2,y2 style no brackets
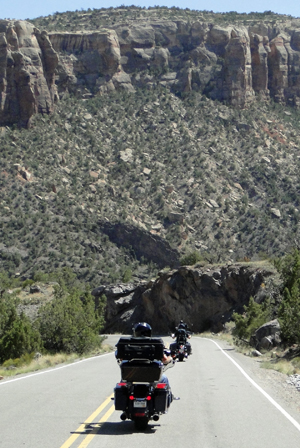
60,393,115,448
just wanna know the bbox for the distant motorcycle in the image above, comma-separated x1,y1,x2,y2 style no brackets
170,328,192,362
114,336,175,430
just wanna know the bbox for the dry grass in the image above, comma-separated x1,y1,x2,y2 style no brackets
0,343,114,379
198,328,300,376
261,356,300,375
260,359,297,375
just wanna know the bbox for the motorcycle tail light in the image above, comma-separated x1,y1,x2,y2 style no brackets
156,383,167,389
129,395,135,400
118,382,127,387
146,395,152,401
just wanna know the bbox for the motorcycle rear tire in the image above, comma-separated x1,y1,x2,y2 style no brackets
134,416,149,430
178,353,185,362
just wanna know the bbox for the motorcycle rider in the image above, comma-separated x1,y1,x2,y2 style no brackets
114,322,177,425
132,322,173,389
173,319,192,355
178,319,188,330
130,322,175,407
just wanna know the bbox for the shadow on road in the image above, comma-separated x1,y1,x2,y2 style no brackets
72,421,159,436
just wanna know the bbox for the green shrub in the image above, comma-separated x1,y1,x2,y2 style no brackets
37,286,105,354
22,279,35,289
180,251,204,266
232,297,271,341
0,296,41,363
276,249,300,344
122,268,132,283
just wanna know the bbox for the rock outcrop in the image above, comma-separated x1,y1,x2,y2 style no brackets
99,221,180,269
0,20,58,127
2,17,300,125
94,263,275,334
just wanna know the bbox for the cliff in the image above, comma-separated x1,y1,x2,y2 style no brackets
93,263,278,334
0,20,58,127
1,15,300,126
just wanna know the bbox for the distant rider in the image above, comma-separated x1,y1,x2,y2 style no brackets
172,319,192,355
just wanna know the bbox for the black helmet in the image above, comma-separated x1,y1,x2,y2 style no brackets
133,322,152,337
178,320,185,329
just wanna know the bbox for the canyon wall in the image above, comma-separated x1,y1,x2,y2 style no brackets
1,18,300,125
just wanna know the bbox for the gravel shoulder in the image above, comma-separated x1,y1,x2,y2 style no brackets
215,338,300,420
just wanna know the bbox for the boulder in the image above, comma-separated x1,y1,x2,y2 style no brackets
250,319,281,350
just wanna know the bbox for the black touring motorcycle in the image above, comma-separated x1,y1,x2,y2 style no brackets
114,335,176,430
170,328,192,362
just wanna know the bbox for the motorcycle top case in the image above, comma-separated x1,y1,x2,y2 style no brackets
120,359,163,382
115,337,165,361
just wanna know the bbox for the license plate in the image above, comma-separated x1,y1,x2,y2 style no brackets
134,400,147,408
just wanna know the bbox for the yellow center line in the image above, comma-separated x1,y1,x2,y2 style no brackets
59,393,114,448
77,404,115,448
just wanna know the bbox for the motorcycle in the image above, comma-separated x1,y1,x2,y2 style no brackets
114,336,176,430
170,328,192,362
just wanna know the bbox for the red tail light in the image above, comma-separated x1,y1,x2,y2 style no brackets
156,383,167,389
129,395,135,400
134,412,145,416
118,382,127,387
146,395,152,401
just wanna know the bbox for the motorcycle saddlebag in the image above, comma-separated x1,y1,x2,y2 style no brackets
114,384,128,410
169,342,177,353
116,337,165,361
154,388,169,413
120,360,163,382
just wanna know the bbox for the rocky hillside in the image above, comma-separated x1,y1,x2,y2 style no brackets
1,7,300,287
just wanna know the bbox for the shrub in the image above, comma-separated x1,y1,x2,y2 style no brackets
37,286,105,354
180,251,204,266
232,296,271,341
0,296,41,363
276,248,300,344
122,268,132,283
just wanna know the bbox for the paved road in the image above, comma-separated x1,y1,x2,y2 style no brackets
1,336,300,447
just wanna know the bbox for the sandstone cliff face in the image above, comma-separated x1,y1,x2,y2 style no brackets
2,18,300,126
0,20,58,127
47,20,300,108
94,264,276,334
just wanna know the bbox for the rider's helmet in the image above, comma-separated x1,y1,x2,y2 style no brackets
178,320,185,329
133,322,152,337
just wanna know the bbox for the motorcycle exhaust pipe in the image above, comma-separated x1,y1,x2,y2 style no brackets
153,414,159,421
120,412,127,421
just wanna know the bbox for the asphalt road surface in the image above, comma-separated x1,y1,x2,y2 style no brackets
1,336,300,448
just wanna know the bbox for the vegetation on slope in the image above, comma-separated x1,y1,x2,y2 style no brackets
2,87,300,285
28,6,298,33
0,268,106,366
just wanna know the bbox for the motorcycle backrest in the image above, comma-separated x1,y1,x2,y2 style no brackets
116,337,165,361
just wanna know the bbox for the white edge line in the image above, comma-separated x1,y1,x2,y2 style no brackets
0,351,114,386
199,337,300,432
